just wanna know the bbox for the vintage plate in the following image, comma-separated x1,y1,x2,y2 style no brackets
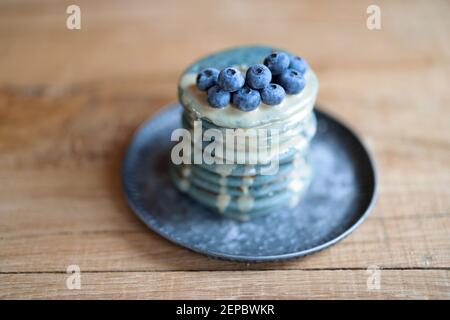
122,104,377,262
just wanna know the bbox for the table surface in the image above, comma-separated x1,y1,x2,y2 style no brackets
0,0,449,299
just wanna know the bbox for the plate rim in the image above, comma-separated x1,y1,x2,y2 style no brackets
122,103,378,262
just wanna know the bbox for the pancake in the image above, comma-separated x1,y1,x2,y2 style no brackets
170,45,319,219
170,164,311,221
172,154,310,197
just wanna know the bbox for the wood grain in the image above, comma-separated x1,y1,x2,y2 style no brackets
0,0,449,299
1,270,449,300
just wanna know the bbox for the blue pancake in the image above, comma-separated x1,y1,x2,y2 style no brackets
188,159,306,187
172,45,319,219
170,164,311,221
182,110,317,147
181,112,317,177
172,157,310,198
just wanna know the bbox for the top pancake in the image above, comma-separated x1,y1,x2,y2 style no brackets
178,45,319,129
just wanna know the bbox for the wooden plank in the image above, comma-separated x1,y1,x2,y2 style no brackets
0,270,448,299
0,0,449,86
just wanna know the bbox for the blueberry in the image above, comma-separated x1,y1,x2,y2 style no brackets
263,52,290,75
207,85,231,108
217,67,245,92
277,69,306,94
289,56,308,74
232,87,261,112
196,68,219,91
260,83,285,105
245,64,272,89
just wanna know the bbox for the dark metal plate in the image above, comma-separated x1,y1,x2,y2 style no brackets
122,104,377,262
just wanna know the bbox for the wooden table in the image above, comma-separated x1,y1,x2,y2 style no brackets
1,0,449,299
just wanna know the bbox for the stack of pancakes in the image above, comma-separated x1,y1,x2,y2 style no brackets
170,46,318,220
